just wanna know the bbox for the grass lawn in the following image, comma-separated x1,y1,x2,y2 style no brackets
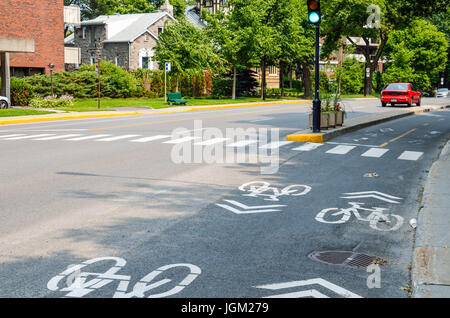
67,96,305,112
0,109,56,117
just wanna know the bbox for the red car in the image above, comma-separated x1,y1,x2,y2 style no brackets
381,83,421,107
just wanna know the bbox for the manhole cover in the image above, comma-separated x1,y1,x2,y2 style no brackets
308,251,379,268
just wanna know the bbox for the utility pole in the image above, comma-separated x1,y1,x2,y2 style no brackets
97,59,101,110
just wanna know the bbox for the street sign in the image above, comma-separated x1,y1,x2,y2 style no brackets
165,62,171,72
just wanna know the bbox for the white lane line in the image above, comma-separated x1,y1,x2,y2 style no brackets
260,141,294,149
226,140,258,147
34,134,82,140
292,142,324,151
326,145,356,155
326,142,380,148
194,138,229,146
361,148,390,158
0,134,26,139
130,135,171,143
3,134,55,140
397,151,423,161
66,134,112,141
163,136,200,144
96,135,141,141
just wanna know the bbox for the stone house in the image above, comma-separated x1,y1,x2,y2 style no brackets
73,3,175,71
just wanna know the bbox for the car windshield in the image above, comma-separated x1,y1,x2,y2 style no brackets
437,88,448,92
386,83,409,90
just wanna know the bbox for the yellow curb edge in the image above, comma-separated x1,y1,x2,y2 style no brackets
286,133,324,143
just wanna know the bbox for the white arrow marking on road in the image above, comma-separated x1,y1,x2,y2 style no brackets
255,278,362,298
215,200,286,214
341,191,402,204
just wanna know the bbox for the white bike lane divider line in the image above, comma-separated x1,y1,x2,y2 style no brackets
47,257,201,298
255,278,362,298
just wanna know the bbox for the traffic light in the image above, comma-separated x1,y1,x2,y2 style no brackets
307,0,321,24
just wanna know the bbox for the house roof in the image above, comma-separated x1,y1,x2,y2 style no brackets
80,11,175,43
185,5,206,28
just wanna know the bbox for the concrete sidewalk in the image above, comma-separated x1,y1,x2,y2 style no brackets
412,139,450,298
287,104,450,143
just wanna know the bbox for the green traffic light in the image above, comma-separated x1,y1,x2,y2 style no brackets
308,12,320,24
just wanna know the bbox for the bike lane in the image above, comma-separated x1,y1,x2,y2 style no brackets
4,110,450,299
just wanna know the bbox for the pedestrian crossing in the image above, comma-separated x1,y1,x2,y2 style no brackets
0,133,424,161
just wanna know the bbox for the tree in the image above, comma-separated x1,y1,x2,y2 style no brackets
203,4,257,99
154,19,225,94
382,19,448,91
321,0,449,95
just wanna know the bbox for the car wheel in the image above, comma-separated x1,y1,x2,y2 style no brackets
381,102,387,107
407,98,413,107
416,97,421,106
0,100,8,109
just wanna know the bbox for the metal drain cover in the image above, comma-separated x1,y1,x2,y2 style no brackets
308,251,379,268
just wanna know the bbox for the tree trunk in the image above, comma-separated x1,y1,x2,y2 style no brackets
302,63,312,99
192,75,196,97
289,63,293,89
176,74,179,92
279,61,285,97
261,56,267,100
232,65,237,100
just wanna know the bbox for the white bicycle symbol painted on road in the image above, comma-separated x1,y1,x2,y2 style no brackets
315,202,404,231
239,181,311,201
47,257,201,298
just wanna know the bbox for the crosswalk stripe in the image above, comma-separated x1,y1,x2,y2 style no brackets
163,136,200,144
130,135,171,143
34,134,82,140
66,134,112,141
0,134,26,139
96,135,141,141
397,151,423,161
4,134,55,140
226,140,258,147
260,141,294,149
361,148,390,158
326,145,356,155
292,142,324,151
194,138,229,146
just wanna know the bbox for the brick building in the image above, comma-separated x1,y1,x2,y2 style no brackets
0,0,65,76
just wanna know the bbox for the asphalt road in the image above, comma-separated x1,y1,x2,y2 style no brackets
0,97,449,298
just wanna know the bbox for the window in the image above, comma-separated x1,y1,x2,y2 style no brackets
142,57,149,69
82,27,86,39
90,56,95,65
115,56,119,66
158,27,164,36
268,66,278,76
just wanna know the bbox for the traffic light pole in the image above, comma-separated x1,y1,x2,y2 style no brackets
312,25,321,133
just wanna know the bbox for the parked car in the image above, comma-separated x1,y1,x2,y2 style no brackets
436,88,449,98
0,96,10,109
380,83,421,107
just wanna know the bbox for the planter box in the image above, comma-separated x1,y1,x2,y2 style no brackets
336,111,344,126
328,112,336,128
309,113,330,130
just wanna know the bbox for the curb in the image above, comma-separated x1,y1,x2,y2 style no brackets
0,100,309,126
286,104,450,143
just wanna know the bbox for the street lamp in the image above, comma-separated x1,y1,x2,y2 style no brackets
48,63,55,96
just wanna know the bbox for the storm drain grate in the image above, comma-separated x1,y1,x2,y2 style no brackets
308,251,379,268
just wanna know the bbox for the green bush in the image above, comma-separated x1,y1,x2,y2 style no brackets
30,95,74,108
339,58,364,94
311,71,330,92
10,77,34,106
